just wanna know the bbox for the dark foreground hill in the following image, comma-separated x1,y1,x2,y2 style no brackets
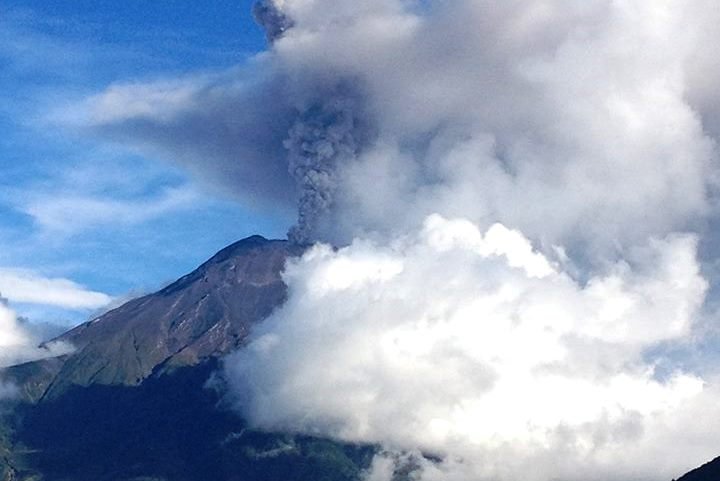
677,456,720,481
2,360,374,481
0,235,717,481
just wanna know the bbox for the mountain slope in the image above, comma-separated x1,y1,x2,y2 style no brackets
677,456,720,481
7,235,302,402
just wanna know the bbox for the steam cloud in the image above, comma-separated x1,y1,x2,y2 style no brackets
76,0,720,479
227,216,717,480
0,299,72,397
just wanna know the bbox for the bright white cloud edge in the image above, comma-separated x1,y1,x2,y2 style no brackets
226,215,717,481
0,269,112,310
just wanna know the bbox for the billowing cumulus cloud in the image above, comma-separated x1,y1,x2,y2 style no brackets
226,216,717,480
67,0,720,479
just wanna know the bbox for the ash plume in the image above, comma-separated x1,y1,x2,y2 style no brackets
255,0,372,244
285,88,367,244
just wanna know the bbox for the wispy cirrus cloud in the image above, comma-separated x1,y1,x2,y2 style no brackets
20,185,201,236
0,269,111,310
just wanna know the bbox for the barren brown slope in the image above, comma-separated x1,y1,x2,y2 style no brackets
8,235,302,402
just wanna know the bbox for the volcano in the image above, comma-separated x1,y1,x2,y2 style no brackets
17,235,302,402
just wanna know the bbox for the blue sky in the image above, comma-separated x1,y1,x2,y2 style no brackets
1,1,288,327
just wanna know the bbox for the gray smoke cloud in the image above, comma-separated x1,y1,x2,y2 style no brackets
252,0,294,43
65,1,720,479
256,2,372,243
285,85,371,243
67,0,720,253
60,69,298,217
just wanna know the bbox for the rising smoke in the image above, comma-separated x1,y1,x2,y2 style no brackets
285,86,372,244
245,0,372,244
76,0,720,479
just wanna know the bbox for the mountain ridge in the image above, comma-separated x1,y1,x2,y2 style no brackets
5,235,303,403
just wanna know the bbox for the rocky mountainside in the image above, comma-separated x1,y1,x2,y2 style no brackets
6,235,303,402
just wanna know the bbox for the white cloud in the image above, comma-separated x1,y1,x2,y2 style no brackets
21,185,201,235
226,215,715,481
0,381,19,399
78,80,204,125
0,301,73,374
0,269,111,309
